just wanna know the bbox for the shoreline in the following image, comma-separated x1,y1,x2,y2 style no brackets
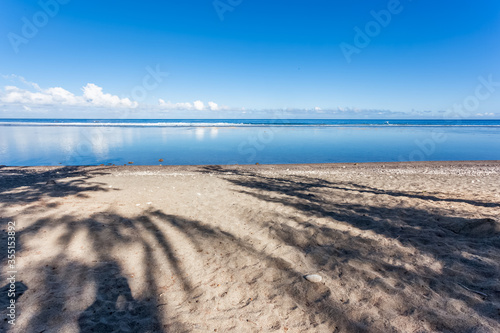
2,159,500,169
1,161,499,332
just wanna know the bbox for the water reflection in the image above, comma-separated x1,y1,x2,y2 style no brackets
0,125,499,166
195,127,205,141
210,127,219,139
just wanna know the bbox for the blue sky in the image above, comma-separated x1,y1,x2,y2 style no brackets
1,0,499,118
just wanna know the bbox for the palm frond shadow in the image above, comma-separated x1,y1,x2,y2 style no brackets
197,166,500,331
18,212,189,333
17,207,371,332
0,166,116,204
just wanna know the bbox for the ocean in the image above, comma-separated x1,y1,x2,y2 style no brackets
1,119,499,166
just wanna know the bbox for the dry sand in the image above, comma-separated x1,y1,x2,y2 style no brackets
0,161,499,332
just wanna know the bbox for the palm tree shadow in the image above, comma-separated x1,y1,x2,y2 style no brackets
9,164,499,332
0,166,116,204
19,210,192,333
78,262,161,333
196,165,500,330
149,210,369,332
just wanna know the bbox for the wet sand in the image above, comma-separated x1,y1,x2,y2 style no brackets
1,161,499,332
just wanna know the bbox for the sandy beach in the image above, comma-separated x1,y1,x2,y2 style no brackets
1,161,499,332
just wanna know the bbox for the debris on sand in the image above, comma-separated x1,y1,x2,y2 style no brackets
304,274,322,283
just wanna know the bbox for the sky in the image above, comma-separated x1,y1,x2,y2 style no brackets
1,0,499,118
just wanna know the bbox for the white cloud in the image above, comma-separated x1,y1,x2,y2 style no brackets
193,100,205,111
158,99,223,111
46,87,80,104
82,83,136,108
208,101,219,111
158,99,193,109
0,77,138,108
1,74,230,113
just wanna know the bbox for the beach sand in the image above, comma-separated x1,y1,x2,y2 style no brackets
1,161,499,332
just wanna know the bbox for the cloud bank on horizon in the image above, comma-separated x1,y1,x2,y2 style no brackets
0,75,226,113
0,74,498,119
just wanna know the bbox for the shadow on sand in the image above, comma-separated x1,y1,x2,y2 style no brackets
1,165,499,332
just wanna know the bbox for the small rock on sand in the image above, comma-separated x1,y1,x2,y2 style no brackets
304,274,322,283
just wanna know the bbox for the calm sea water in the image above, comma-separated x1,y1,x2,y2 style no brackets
1,119,499,166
